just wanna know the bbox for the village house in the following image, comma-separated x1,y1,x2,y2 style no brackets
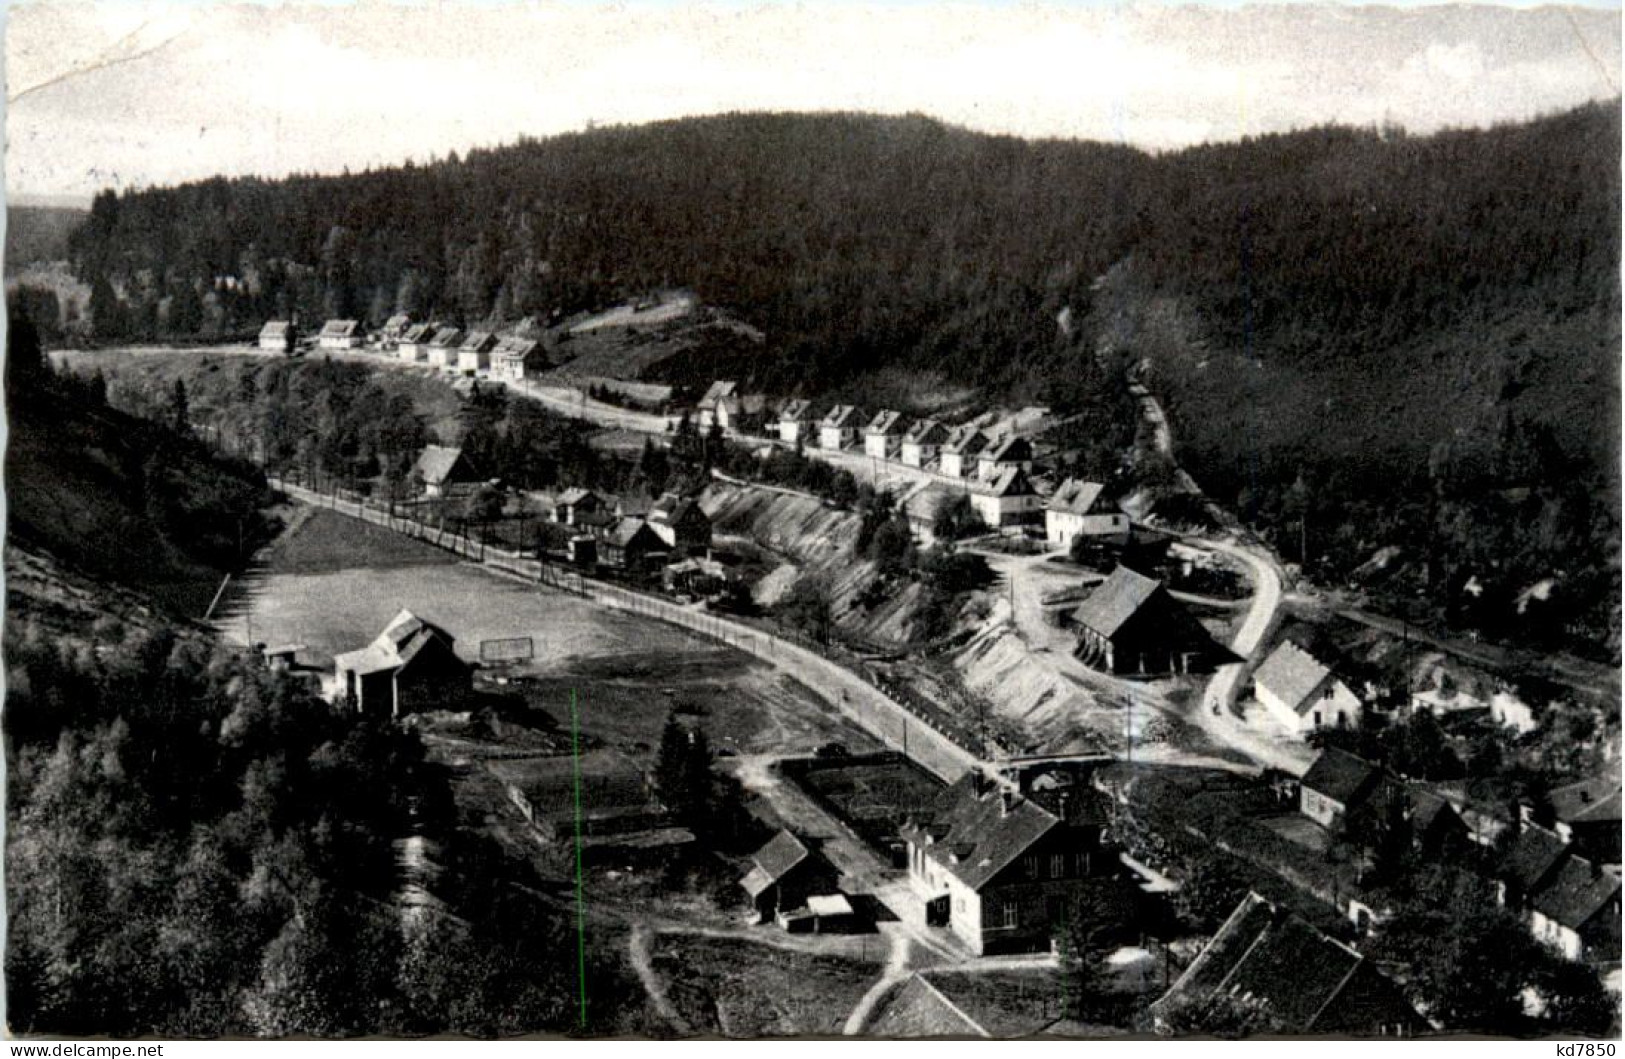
595,517,669,570
1045,479,1128,547
1298,748,1382,829
426,326,465,369
553,488,607,527
938,425,989,479
738,829,843,926
257,319,296,354
648,492,712,553
898,774,1122,956
1527,854,1622,963
776,399,820,446
1253,640,1365,736
864,410,909,460
413,444,481,499
696,380,738,432
397,322,436,362
317,319,365,350
900,419,949,469
457,331,501,373
1548,771,1623,866
1151,892,1424,1037
1497,823,1572,911
967,466,1044,529
976,435,1034,482
492,336,548,381
379,313,412,344
818,405,865,451
1069,566,1221,676
1489,687,1540,735
662,556,730,598
332,609,472,719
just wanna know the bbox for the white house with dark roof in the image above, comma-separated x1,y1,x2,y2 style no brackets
457,331,501,373
864,410,909,459
397,323,436,362
819,405,864,451
697,380,739,432
901,419,950,469
938,425,988,479
976,436,1033,482
317,319,364,350
898,774,1120,956
492,336,547,381
968,466,1043,529
413,444,480,499
426,326,465,369
738,829,842,925
1253,640,1364,737
380,314,412,343
777,399,820,445
1045,479,1128,546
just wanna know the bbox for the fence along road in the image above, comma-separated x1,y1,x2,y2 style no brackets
269,478,979,784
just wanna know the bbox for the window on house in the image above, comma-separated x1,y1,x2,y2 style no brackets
1050,854,1066,879
1023,855,1040,880
1001,900,1018,929
1313,711,1323,727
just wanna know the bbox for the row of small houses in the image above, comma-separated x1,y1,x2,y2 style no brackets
258,317,552,381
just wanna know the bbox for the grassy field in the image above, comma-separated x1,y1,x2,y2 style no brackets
651,934,882,1037
258,505,454,574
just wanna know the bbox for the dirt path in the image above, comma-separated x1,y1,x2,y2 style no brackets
629,922,692,1035
844,932,913,1034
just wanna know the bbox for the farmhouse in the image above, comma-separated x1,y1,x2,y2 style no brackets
457,331,500,373
968,467,1044,529
595,517,669,570
976,436,1033,482
1548,771,1622,866
648,492,712,553
553,488,607,526
739,829,843,926
397,323,436,362
1298,748,1381,830
1151,892,1423,1037
898,774,1122,956
697,380,738,431
426,326,465,368
864,410,909,460
1252,640,1365,737
1069,566,1220,676
258,320,296,354
317,319,364,350
413,445,480,499
1045,479,1128,547
819,405,865,451
492,336,546,381
900,419,949,469
938,425,988,479
776,399,820,445
332,609,472,719
1498,824,1572,910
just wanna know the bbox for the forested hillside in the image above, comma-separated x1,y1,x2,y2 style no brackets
47,104,1624,656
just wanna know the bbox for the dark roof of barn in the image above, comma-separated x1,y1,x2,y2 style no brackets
1501,824,1571,892
751,829,812,883
1549,772,1623,826
1069,566,1164,640
1300,748,1380,807
1530,855,1621,930
414,445,472,485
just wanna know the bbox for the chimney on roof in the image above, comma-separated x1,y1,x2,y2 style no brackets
1581,790,1592,804
1001,787,1019,817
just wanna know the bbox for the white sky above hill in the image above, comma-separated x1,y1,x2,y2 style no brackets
4,0,1620,201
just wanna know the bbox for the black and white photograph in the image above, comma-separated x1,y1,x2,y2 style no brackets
2,0,1621,1043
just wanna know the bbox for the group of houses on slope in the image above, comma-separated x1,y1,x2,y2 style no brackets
258,315,551,379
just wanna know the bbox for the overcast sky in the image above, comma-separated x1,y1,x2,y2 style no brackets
5,1,1620,202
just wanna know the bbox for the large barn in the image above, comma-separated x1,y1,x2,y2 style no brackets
1069,566,1221,676
333,609,472,719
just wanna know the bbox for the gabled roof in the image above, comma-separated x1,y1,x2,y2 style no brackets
1407,789,1460,835
1153,892,1415,1034
652,495,707,527
751,829,812,883
603,516,665,549
429,326,464,348
460,330,500,352
899,776,1058,891
867,409,907,435
259,320,292,338
1501,824,1571,893
981,435,1033,464
975,466,1038,499
557,487,600,506
320,319,361,337
1047,479,1117,517
778,398,817,422
941,425,988,456
383,314,411,330
904,419,950,445
822,405,863,428
1549,772,1623,826
401,323,436,343
414,445,474,486
1254,641,1338,716
1531,855,1621,931
871,975,990,1038
698,380,738,409
334,608,460,677
1300,748,1380,807
1069,566,1163,640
